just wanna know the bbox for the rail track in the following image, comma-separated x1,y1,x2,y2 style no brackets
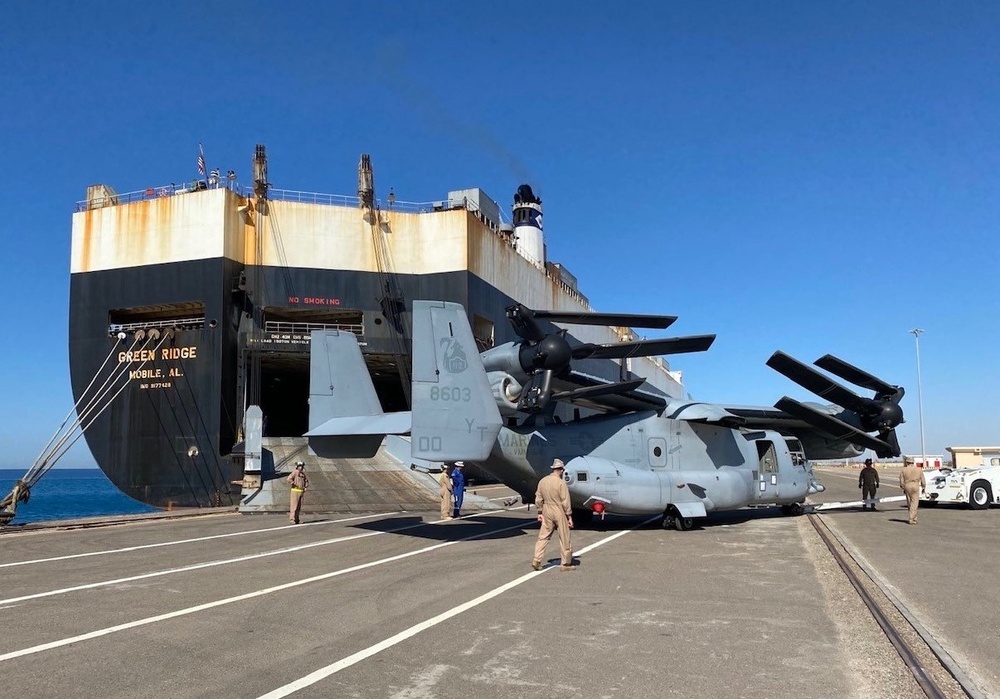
808,513,983,699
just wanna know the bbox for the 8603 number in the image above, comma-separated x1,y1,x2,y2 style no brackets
430,386,471,402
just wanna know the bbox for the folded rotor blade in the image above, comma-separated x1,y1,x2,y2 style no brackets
505,304,546,343
531,310,678,330
880,429,901,457
775,397,895,455
767,351,871,414
572,334,716,360
813,354,899,397
550,378,645,402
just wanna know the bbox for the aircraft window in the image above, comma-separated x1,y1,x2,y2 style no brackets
577,472,588,482
991,458,1000,466
653,446,662,458
756,441,778,474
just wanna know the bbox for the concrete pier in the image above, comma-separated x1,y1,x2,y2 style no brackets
0,469,994,698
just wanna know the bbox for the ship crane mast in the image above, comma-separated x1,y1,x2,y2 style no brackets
360,154,412,407
247,144,269,413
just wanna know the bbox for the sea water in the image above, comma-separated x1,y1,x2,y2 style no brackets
0,468,158,524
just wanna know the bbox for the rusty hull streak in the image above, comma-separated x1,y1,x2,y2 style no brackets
79,209,94,273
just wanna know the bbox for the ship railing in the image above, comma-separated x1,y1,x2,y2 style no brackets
265,188,432,214
263,321,364,337
76,183,502,219
108,317,205,336
77,181,247,211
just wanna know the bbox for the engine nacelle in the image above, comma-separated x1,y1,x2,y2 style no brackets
481,343,527,380
488,371,523,416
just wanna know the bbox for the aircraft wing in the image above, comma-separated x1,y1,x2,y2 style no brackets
553,369,668,413
706,403,889,460
713,404,815,430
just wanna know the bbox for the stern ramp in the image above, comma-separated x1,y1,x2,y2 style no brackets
239,436,500,515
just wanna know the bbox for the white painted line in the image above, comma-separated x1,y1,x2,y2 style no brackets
0,512,399,569
0,510,514,606
256,515,660,699
0,518,533,663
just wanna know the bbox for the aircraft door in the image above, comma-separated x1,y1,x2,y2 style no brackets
648,438,667,468
754,440,779,501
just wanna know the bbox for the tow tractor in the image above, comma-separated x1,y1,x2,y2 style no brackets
921,458,1000,509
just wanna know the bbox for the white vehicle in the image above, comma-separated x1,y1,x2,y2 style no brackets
922,459,1000,509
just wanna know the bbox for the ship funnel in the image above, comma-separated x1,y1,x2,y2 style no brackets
512,184,543,266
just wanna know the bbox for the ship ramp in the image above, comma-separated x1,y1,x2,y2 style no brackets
238,436,503,516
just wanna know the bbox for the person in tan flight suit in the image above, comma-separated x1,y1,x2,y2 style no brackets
286,461,309,524
899,458,926,524
439,465,454,520
531,459,575,571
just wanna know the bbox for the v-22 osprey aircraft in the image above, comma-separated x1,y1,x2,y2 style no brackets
305,300,906,530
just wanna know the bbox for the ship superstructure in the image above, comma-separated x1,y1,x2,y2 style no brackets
68,147,684,508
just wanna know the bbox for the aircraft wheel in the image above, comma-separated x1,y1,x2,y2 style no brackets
969,481,992,510
781,503,804,516
674,516,694,531
662,514,675,530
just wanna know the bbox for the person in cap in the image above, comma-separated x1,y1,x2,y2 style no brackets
285,461,309,524
439,464,454,520
859,458,880,511
531,458,575,571
450,461,466,518
899,457,926,524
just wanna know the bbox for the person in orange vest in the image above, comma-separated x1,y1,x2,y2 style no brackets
898,458,926,524
286,462,309,524
531,459,575,571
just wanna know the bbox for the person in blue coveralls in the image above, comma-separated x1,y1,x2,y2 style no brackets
451,461,466,518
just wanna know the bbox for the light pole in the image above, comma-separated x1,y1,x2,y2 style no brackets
909,328,926,468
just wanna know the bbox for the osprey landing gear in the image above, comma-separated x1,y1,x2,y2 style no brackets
662,506,695,531
780,502,805,516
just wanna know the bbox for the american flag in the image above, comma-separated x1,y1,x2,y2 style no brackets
197,144,206,176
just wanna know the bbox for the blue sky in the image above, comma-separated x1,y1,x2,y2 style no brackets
1,1,997,468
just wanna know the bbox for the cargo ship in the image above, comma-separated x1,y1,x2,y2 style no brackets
69,145,686,509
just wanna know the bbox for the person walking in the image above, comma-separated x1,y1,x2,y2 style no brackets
859,458,880,510
531,459,575,571
450,461,466,518
439,464,454,520
899,457,926,524
286,461,309,524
